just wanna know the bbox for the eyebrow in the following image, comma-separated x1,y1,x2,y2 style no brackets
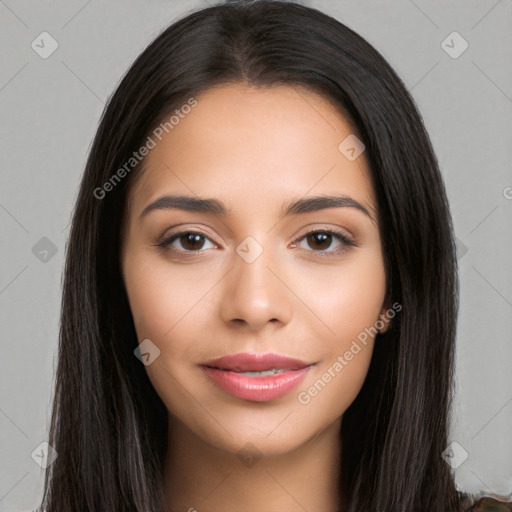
139,194,375,222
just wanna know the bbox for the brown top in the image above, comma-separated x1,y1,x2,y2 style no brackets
462,493,512,511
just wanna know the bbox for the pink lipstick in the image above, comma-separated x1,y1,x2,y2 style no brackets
201,352,313,402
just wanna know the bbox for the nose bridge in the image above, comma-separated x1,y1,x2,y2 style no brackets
219,233,292,329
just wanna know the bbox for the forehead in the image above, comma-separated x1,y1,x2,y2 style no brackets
127,82,375,220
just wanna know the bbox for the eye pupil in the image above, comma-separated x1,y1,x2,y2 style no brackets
307,232,332,251
182,233,204,250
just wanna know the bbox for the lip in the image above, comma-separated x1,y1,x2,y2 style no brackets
201,352,314,402
203,352,311,372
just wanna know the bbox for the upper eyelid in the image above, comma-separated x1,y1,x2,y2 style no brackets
159,228,220,246
160,221,354,240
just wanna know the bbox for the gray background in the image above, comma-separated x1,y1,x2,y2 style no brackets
1,0,511,510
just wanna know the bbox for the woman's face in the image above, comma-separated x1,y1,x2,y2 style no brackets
121,82,389,457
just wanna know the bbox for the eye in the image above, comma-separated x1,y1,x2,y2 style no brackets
155,228,356,256
156,231,216,253
291,229,355,255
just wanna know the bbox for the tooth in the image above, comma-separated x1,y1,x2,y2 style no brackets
240,369,286,376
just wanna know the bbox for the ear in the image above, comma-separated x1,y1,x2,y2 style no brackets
377,294,393,334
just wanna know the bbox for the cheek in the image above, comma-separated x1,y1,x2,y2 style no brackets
291,252,385,416
122,255,211,424
295,250,387,346
295,343,374,431
123,252,210,342
123,252,219,405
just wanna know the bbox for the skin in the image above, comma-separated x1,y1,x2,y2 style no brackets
121,82,390,512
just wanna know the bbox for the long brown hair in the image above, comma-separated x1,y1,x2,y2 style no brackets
38,1,466,510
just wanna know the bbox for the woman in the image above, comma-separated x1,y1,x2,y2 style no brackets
36,1,509,510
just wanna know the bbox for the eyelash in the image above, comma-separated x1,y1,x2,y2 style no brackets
154,228,356,257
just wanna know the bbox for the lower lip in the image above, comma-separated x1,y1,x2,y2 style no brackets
201,366,312,402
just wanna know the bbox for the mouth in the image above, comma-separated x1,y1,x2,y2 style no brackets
200,352,315,402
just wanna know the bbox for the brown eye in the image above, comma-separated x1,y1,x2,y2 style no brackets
293,229,356,255
157,231,216,253
306,232,333,251
179,232,206,251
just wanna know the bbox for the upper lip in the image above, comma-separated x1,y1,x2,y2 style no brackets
202,352,312,372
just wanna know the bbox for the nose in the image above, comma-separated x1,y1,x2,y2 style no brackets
219,239,293,331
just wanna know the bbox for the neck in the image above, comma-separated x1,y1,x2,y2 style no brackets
162,416,344,512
